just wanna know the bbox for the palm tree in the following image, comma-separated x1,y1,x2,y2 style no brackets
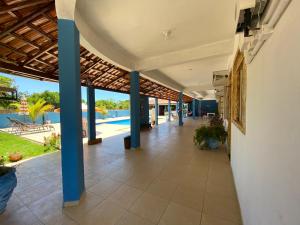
28,99,53,123
95,106,108,116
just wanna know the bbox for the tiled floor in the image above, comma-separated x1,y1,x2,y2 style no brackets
0,119,242,225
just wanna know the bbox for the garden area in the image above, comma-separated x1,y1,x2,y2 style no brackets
0,131,58,164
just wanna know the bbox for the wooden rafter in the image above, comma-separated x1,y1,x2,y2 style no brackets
26,23,53,42
0,61,57,81
10,32,40,49
0,0,52,15
0,42,27,57
0,3,55,39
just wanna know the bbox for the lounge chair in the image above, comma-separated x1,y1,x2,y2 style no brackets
7,117,54,134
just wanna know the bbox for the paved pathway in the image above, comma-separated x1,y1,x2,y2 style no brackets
0,118,242,225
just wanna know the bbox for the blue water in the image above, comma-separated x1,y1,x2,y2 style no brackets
0,110,130,128
98,119,130,126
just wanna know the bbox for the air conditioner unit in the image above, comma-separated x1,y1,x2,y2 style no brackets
212,70,229,87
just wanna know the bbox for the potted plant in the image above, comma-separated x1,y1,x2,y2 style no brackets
0,156,17,214
8,152,22,162
194,125,227,150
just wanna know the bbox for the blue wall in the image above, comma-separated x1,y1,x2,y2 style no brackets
199,100,218,116
0,110,130,128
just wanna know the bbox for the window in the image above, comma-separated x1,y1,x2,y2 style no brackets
232,51,246,134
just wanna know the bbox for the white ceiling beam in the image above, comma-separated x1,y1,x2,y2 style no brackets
135,39,234,72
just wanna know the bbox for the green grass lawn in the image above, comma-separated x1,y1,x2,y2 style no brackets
0,131,52,164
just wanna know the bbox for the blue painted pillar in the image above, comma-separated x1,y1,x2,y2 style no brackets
140,96,149,125
168,99,171,122
178,92,183,126
58,19,84,205
194,100,198,117
155,98,159,126
130,71,140,149
199,100,202,117
192,99,196,120
87,87,96,141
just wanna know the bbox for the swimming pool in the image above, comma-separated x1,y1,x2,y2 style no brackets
97,119,130,126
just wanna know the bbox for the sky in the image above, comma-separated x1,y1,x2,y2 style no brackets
0,72,129,101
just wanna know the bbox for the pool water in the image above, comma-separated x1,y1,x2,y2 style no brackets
97,119,130,126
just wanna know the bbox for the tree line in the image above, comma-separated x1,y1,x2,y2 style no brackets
0,75,129,111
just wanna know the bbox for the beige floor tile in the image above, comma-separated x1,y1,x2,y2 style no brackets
0,206,43,225
109,168,134,182
63,191,106,222
4,194,24,213
206,179,238,200
108,184,143,209
79,199,126,225
126,174,156,190
116,211,155,225
129,192,169,224
158,167,188,184
158,202,202,225
203,193,242,224
27,191,78,225
146,179,178,201
201,213,241,225
171,184,205,212
88,177,123,198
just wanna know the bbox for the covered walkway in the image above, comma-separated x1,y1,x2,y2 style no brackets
0,118,241,225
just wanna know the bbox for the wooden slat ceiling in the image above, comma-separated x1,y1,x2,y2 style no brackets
0,0,192,102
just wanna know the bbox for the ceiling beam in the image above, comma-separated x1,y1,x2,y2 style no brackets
0,61,57,81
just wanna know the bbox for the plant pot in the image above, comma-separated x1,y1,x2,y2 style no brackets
8,153,22,162
206,138,220,150
124,136,131,149
0,167,17,214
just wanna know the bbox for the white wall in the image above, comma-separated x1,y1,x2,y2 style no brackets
231,1,300,225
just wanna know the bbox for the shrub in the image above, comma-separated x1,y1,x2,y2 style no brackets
194,126,227,149
210,115,224,127
44,133,60,152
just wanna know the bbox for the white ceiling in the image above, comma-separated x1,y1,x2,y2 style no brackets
159,55,230,87
76,0,236,59
56,0,241,98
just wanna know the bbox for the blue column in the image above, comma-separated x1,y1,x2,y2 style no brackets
58,19,84,205
155,98,159,126
140,96,149,126
178,92,183,126
192,99,196,120
168,99,171,122
87,87,96,142
130,71,140,149
199,100,202,117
